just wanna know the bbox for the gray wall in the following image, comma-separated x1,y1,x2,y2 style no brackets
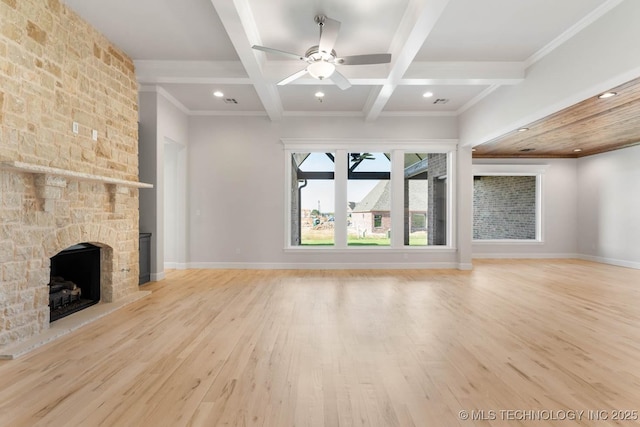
577,144,640,268
186,115,462,268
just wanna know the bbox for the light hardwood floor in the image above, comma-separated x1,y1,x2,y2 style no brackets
1,260,640,427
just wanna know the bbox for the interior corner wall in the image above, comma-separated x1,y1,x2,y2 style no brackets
138,92,159,277
138,90,188,279
187,115,463,268
456,146,473,269
158,95,188,270
458,0,640,147
471,158,578,258
577,145,640,269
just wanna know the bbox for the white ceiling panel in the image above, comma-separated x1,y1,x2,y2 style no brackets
415,0,608,61
279,85,374,112
384,85,489,112
62,0,238,60
161,84,264,112
247,0,407,60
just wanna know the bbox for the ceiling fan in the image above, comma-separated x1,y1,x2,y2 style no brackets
252,15,391,90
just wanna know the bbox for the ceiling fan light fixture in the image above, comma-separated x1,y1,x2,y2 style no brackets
423,91,433,98
213,90,224,98
307,61,336,80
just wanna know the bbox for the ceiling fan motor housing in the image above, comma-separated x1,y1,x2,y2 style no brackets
305,45,337,62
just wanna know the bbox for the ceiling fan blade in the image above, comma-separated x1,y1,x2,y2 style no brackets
277,69,308,86
318,16,341,55
336,53,392,65
330,69,351,90
252,45,306,61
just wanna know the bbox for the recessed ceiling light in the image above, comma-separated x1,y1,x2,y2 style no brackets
423,91,433,98
573,148,582,152
315,91,325,98
517,127,529,132
213,90,224,98
598,92,617,99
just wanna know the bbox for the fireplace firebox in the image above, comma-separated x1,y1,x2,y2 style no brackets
49,243,101,322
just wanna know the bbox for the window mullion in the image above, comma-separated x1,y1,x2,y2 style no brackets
390,150,404,248
334,150,348,248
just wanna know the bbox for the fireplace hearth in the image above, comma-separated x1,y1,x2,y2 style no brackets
49,243,101,322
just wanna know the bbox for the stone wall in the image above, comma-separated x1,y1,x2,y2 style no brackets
0,0,140,349
473,175,536,239
0,0,138,178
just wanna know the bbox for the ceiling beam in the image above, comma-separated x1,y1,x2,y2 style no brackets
403,62,524,85
134,59,525,87
364,0,452,122
135,60,251,84
210,0,283,120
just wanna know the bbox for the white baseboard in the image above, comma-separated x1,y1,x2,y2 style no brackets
186,262,462,270
578,254,640,270
472,253,579,259
164,262,188,270
471,252,640,270
150,271,166,281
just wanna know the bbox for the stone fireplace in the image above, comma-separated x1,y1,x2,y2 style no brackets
0,0,151,354
0,165,150,354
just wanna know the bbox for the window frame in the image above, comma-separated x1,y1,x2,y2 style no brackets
283,139,457,252
472,164,548,244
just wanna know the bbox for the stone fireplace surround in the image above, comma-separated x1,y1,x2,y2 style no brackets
0,0,149,358
0,162,152,359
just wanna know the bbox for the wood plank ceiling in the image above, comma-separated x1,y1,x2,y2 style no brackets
472,76,640,158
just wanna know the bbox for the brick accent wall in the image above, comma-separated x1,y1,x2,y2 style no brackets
0,0,140,349
473,176,536,240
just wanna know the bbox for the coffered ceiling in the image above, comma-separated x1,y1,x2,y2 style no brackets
61,0,640,157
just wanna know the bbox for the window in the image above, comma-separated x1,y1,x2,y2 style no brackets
290,152,335,245
348,152,390,246
404,153,448,246
472,164,547,242
284,141,456,250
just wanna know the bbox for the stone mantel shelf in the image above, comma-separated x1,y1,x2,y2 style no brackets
0,161,153,189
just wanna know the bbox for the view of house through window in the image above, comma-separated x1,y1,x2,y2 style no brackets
403,153,448,246
348,152,391,246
